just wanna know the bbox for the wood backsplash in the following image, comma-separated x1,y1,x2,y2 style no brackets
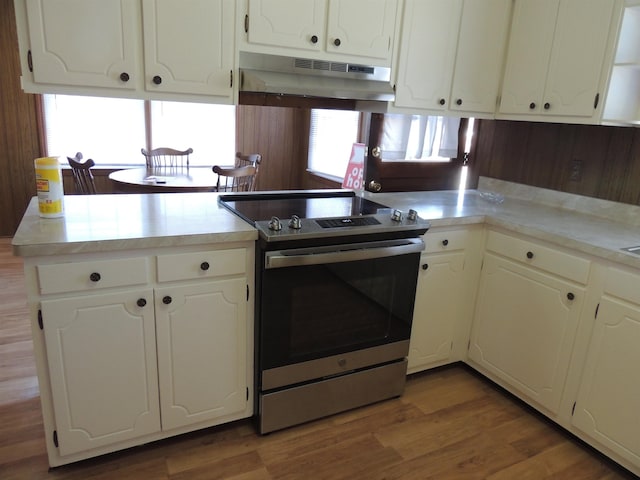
470,119,640,206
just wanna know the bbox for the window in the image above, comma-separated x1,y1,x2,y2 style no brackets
43,94,235,167
380,115,460,161
307,109,360,180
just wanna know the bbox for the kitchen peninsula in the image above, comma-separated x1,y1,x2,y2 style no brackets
11,179,640,476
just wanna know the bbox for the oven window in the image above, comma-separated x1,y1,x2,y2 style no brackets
260,253,419,369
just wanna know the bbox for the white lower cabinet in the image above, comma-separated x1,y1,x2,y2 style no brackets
408,226,482,373
29,243,253,466
572,266,640,469
41,288,160,456
468,230,589,415
155,278,248,430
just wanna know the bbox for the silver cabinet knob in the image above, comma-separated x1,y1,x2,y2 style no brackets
268,216,282,231
391,209,403,222
288,215,302,229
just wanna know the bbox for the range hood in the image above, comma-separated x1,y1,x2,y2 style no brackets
239,52,395,102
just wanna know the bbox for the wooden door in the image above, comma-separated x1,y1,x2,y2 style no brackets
393,0,462,111
449,0,512,114
498,0,559,115
364,114,466,193
155,278,248,430
26,0,139,89
542,0,617,117
142,0,234,98
41,289,160,455
572,269,640,467
325,0,398,61
408,250,466,372
468,253,584,414
246,0,326,52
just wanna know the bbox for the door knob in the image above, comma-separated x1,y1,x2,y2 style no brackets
371,146,381,158
368,180,382,192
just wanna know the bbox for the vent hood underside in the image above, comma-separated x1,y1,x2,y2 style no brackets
239,52,395,102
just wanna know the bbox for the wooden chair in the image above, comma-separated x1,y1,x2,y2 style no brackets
67,152,97,194
234,152,261,190
212,165,258,192
141,147,193,168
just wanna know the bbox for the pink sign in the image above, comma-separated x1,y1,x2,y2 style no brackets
342,143,365,190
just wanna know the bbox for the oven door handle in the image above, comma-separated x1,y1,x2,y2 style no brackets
265,238,425,269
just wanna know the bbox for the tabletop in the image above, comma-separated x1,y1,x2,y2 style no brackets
109,166,219,193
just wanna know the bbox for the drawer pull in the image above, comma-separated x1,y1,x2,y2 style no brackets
567,292,575,301
526,251,534,259
200,261,210,271
442,239,449,246
89,272,101,282
422,263,429,270
137,298,147,307
163,296,172,305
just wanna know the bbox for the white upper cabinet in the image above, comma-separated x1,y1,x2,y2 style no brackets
449,0,512,114
393,0,462,112
142,0,235,97
243,0,398,64
25,0,139,90
602,1,640,125
17,0,236,102
393,0,511,116
499,0,621,120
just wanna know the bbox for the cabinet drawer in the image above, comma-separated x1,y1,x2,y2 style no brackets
38,257,149,295
157,248,246,282
485,230,590,284
423,228,473,254
603,267,640,305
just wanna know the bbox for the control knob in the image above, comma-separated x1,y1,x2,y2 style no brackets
407,209,418,221
288,215,302,230
391,209,403,222
268,216,282,231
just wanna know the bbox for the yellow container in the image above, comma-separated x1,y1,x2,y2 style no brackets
34,156,64,218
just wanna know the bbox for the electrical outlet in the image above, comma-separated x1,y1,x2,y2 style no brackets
569,159,583,181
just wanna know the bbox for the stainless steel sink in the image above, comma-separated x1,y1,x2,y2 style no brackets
621,246,640,255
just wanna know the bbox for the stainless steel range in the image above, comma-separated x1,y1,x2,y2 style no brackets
218,190,429,433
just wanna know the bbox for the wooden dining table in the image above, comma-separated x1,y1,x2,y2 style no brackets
109,166,220,193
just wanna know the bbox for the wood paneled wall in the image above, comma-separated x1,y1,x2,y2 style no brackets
469,120,640,206
236,105,309,192
0,0,41,237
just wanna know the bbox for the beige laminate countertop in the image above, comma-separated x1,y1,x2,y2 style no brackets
12,192,258,257
12,178,640,270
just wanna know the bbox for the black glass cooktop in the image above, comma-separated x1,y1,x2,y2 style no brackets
218,191,390,224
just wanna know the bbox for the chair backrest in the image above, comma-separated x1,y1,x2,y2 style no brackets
141,147,193,168
234,152,262,190
67,152,97,194
234,152,261,169
212,165,258,192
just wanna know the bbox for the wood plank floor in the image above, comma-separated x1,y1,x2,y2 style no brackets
0,237,637,479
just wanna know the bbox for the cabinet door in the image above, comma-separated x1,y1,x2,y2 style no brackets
468,253,584,414
325,0,398,61
155,278,248,431
499,0,558,114
246,0,326,52
572,288,640,466
542,0,617,117
25,0,138,89
394,0,462,110
142,0,234,97
449,0,511,114
408,251,466,372
41,289,160,456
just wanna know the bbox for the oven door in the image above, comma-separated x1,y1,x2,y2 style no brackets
259,237,423,383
